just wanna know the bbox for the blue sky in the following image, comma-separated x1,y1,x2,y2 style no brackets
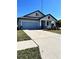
17,0,61,20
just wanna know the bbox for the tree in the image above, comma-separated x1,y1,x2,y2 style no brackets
56,19,61,29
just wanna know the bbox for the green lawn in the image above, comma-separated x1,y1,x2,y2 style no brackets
17,47,41,59
45,30,61,34
17,30,31,41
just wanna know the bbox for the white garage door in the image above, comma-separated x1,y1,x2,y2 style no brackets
21,20,40,29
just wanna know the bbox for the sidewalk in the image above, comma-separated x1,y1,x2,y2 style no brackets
17,40,38,50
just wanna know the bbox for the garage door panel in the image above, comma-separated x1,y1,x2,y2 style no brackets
21,21,40,29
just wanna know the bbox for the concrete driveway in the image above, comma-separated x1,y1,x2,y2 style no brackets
24,30,61,59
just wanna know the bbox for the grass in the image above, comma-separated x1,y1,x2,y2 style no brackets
17,30,31,41
45,29,61,34
17,47,41,59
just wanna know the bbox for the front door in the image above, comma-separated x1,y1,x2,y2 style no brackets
41,20,45,29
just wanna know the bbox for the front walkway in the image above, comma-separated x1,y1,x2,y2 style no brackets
24,30,61,59
17,40,38,50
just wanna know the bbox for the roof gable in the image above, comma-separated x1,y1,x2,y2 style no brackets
40,14,57,22
23,10,45,18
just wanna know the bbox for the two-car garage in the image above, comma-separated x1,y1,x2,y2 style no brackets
20,20,41,29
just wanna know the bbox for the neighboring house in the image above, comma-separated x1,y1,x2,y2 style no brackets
17,10,57,29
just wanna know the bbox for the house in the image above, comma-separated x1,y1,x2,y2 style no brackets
17,10,57,30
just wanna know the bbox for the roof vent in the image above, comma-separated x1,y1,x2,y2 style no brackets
36,13,39,16
48,16,50,19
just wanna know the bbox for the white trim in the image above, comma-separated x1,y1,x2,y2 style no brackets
45,20,47,26
40,19,52,21
40,20,41,26
21,21,22,26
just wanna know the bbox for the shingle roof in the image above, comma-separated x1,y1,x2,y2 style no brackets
39,14,57,22
23,10,45,17
17,10,45,20
17,17,40,20
47,14,57,21
17,10,58,21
